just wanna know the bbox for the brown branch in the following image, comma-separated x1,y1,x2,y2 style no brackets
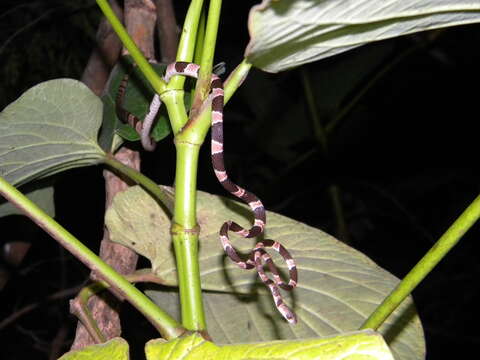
70,153,143,350
71,0,158,350
122,0,157,59
68,269,170,344
155,0,179,63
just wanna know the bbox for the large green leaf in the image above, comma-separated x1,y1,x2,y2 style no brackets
246,0,480,72
0,79,105,186
145,331,394,360
106,187,425,360
58,337,129,360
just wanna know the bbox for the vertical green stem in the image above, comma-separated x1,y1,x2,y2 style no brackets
162,91,190,136
361,193,480,330
170,0,204,91
174,143,200,229
172,141,206,330
189,7,206,102
171,224,205,330
193,8,206,65
176,0,204,62
195,0,222,101
167,0,222,332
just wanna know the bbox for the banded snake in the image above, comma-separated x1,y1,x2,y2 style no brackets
116,61,299,324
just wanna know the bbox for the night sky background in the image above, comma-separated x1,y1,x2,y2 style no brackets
1,0,480,359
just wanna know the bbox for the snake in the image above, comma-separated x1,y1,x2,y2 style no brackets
116,61,298,324
115,60,160,151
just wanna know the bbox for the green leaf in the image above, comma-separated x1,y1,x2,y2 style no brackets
101,57,171,151
58,337,129,360
116,123,141,141
98,81,120,152
106,187,425,360
145,331,394,360
246,0,480,72
0,79,105,186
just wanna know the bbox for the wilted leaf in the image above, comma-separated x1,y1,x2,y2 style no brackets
145,331,394,360
107,186,425,360
246,0,480,72
0,79,105,186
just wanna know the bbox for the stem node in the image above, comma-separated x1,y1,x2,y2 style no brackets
171,222,201,236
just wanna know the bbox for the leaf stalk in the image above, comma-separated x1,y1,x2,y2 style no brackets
361,193,480,330
96,0,166,94
104,155,174,216
0,176,184,339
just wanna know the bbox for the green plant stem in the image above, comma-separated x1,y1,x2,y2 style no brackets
166,59,253,330
70,283,108,343
167,0,222,331
361,193,480,330
171,222,205,330
162,90,190,135
162,0,205,133
193,8,206,66
0,176,184,340
171,140,206,330
189,7,206,102
176,0,204,62
104,155,174,216
173,143,200,229
96,0,166,94
224,60,252,104
192,0,222,104
170,0,204,91
200,0,221,73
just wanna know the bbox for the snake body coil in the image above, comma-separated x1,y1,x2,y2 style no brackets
116,62,298,323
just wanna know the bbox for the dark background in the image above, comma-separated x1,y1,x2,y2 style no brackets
1,0,480,358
